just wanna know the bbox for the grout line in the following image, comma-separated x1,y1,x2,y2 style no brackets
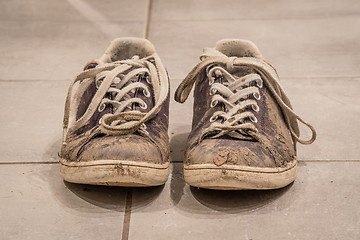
282,76,360,80
121,188,133,240
0,19,144,24
150,13,360,23
0,161,58,165
0,12,358,24
144,0,153,39
0,79,71,82
298,160,360,163
170,160,360,163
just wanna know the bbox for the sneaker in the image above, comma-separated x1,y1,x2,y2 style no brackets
59,38,170,186
175,39,316,190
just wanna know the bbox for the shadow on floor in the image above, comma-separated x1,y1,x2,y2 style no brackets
63,181,128,212
169,133,188,205
128,132,191,211
130,185,165,211
63,178,165,213
190,183,292,214
122,133,189,213
41,136,62,162
44,137,165,212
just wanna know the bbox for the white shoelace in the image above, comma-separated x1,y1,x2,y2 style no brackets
205,65,263,140
62,54,168,144
175,48,316,146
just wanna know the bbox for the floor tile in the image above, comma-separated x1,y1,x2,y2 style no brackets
282,77,360,160
0,0,148,22
149,16,360,79
0,20,144,81
0,164,127,240
152,0,360,21
168,79,194,138
0,81,67,163
130,162,360,240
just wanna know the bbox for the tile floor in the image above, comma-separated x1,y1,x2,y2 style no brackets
0,0,359,239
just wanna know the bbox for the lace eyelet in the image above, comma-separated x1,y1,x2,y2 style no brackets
209,88,217,96
252,104,260,112
145,76,152,84
250,116,258,123
98,117,102,125
143,89,151,98
209,78,215,85
140,102,148,110
209,115,218,122
141,123,147,130
210,100,218,108
257,79,263,88
98,103,106,112
205,64,214,73
96,79,103,89
253,92,261,100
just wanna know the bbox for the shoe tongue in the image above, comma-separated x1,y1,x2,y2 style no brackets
215,39,263,58
98,38,156,63
215,39,262,76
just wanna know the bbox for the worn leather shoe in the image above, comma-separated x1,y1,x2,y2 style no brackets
59,38,170,186
175,39,316,190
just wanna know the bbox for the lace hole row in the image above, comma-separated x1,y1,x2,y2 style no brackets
210,115,257,124
137,73,152,85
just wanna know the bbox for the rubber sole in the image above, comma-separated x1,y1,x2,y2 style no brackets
184,161,297,190
59,158,170,187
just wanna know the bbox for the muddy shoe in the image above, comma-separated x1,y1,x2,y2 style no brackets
175,39,316,190
59,38,170,186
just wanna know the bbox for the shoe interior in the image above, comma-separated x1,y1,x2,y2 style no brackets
215,39,263,58
99,37,156,63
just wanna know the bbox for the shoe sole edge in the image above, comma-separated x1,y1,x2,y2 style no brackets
183,161,297,190
59,158,170,187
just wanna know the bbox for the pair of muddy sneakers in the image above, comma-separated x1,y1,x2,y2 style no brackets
59,38,316,190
